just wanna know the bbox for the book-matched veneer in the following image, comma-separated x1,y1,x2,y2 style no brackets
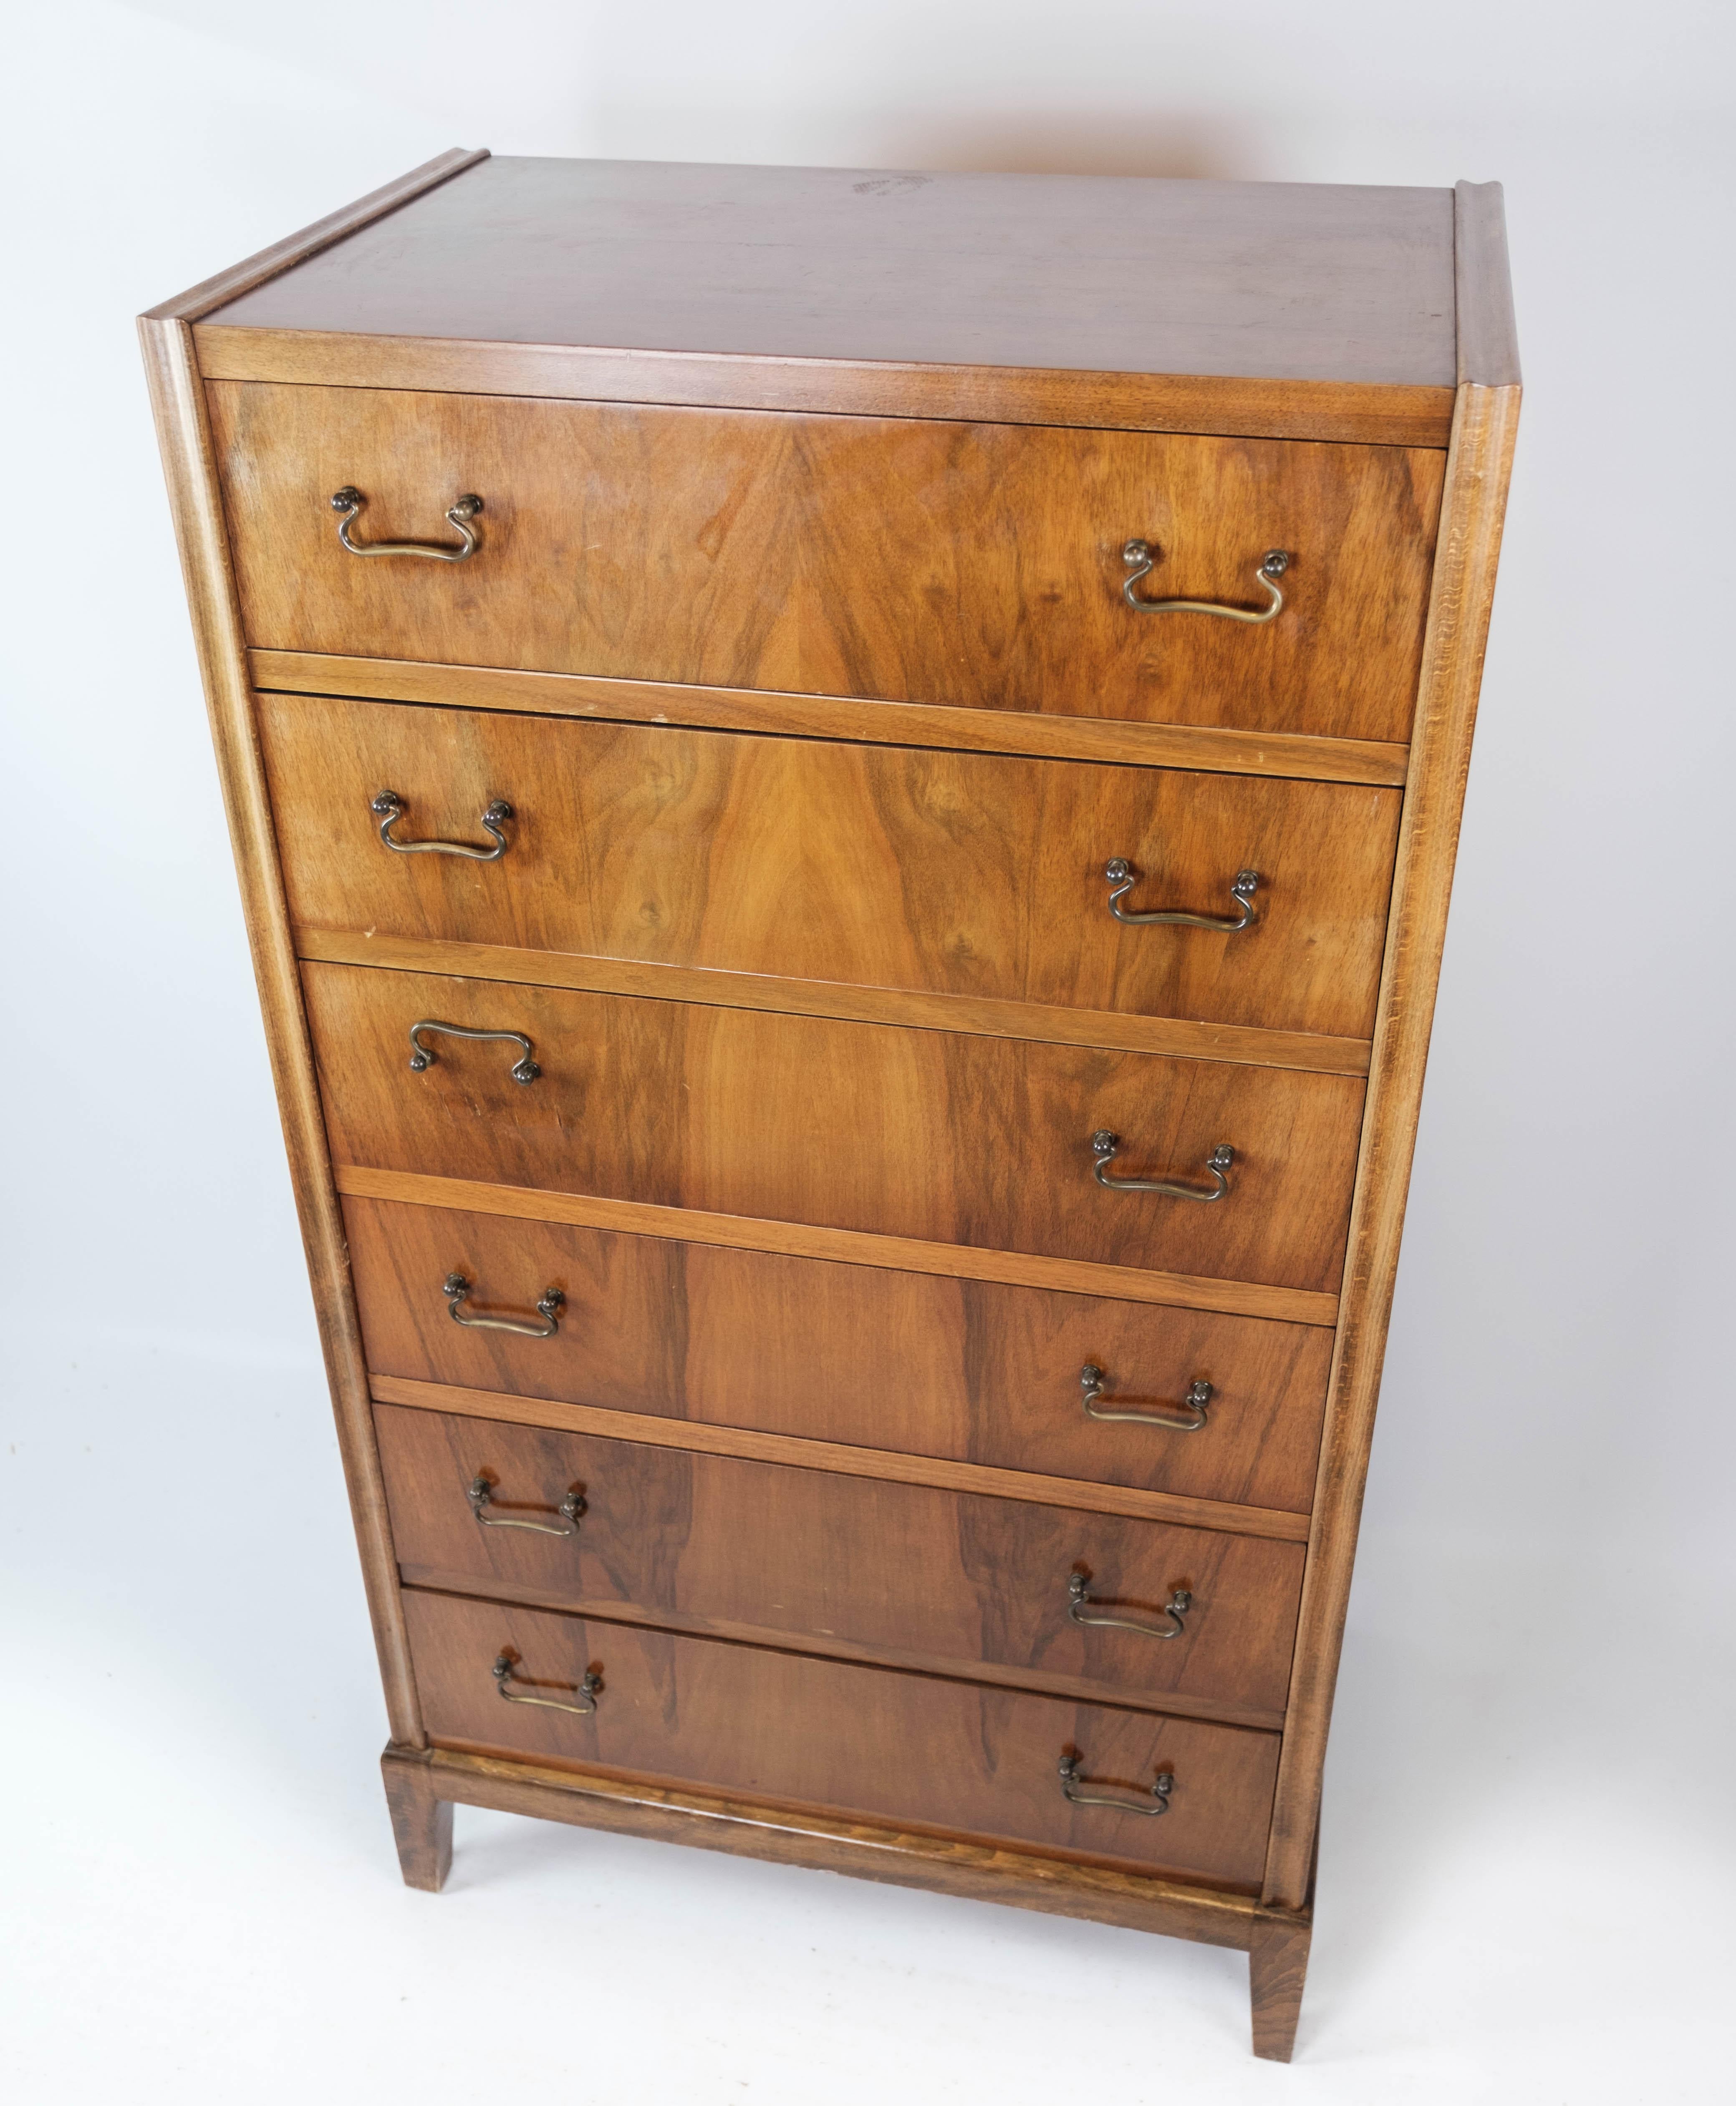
144,154,1518,2062
262,691,1401,1044
303,960,1367,1293
375,1402,1307,1725
211,381,1442,744
345,1195,1333,1513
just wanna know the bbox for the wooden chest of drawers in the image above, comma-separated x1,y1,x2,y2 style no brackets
141,152,1518,2061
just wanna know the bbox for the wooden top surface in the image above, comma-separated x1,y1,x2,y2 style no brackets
207,155,1458,388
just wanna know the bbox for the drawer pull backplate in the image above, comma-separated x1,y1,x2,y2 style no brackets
1058,1753,1174,1816
371,789,512,861
1092,1131,1234,1201
467,1475,585,1536
1121,540,1289,621
1068,1572,1193,1640
1080,1362,1212,1432
1104,857,1260,932
492,1651,600,1715
444,1271,564,1338
408,1019,540,1085
330,485,483,562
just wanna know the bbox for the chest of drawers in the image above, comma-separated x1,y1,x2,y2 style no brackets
141,152,1519,2061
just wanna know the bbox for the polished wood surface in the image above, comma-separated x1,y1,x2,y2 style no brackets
264,692,1400,1042
388,1744,1307,1952
198,156,1455,444
373,1375,1312,1546
1262,378,1522,1911
403,1589,1281,1887
137,319,424,1747
145,149,487,323
306,962,1366,1292
252,651,1413,789
1454,184,1521,388
376,1404,1306,1718
208,158,1456,386
210,384,1444,744
396,1571,1286,1731
300,926,1375,1078
348,1197,1331,1513
199,328,1456,448
336,1165,1344,1325
146,154,1519,2058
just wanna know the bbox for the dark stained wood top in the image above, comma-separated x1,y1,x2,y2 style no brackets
208,155,1457,388
144,149,487,325
1453,181,1521,386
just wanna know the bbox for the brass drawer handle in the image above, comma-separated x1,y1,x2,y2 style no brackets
468,1475,585,1536
371,790,512,860
1092,1130,1234,1201
1068,1573,1192,1640
1105,858,1259,932
1122,540,1289,621
444,1271,564,1338
330,485,483,561
408,1019,540,1085
1080,1363,1212,1432
1058,1753,1173,1816
493,1652,600,1715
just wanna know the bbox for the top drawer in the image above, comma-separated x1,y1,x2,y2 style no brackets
208,383,1443,746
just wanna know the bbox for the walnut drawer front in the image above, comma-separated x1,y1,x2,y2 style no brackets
211,382,1443,745
348,1198,1331,1511
377,1405,1305,1720
403,1587,1280,1887
307,963,1365,1294
265,692,1401,1043
350,1204,1331,1516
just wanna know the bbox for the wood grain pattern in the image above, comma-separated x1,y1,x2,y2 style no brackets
147,156,1521,2061
199,327,1456,446
263,691,1400,1043
146,149,488,323
403,1589,1281,1888
206,158,1456,386
137,319,426,1746
197,157,1454,443
348,1196,1331,1513
1250,1912,1312,2061
386,1743,1302,1950
250,650,1412,789
371,1375,1312,1545
381,1741,453,1890
1261,379,1522,1910
376,1403,1306,1718
300,927,1374,1078
336,1164,1342,1326
373,1381,1306,1550
209,383,1445,745
396,1569,1288,1730
304,961,1367,1293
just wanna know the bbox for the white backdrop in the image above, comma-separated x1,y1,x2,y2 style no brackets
4,5,1733,2100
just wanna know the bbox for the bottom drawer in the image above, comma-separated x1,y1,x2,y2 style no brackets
404,1589,1280,1889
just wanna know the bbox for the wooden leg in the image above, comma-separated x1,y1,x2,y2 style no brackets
381,1745,453,1892
1248,1911,1312,2062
